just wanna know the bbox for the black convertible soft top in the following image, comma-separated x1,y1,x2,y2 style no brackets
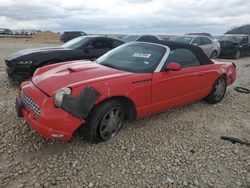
153,40,214,65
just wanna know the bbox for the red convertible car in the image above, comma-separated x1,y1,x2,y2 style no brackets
16,41,236,143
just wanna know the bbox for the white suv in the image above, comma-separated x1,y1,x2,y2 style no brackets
169,35,221,58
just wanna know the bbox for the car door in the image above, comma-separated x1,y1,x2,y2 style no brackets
85,38,113,60
192,37,211,57
201,37,213,57
199,37,213,57
151,48,207,114
191,37,203,49
220,40,237,57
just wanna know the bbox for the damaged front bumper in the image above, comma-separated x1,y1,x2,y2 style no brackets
16,81,84,141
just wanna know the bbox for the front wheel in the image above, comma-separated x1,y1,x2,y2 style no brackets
205,76,227,104
210,50,218,59
82,100,125,143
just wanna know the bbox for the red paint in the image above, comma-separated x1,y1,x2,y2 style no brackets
18,59,236,141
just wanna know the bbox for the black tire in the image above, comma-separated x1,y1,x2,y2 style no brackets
234,50,241,59
82,100,125,143
210,50,218,59
205,75,227,104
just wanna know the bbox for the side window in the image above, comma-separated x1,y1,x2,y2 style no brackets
191,37,202,46
201,37,212,45
73,32,80,36
112,40,124,48
242,36,248,44
137,36,158,42
91,39,112,49
166,49,200,68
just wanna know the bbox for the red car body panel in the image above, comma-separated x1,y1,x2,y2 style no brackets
19,81,83,140
33,61,133,96
17,58,236,141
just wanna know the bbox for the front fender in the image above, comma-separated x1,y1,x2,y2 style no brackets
61,86,101,119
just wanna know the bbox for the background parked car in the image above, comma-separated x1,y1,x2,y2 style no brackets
121,35,160,43
186,32,214,38
169,35,220,58
0,28,13,35
5,36,125,82
60,31,87,43
12,30,22,35
219,34,250,59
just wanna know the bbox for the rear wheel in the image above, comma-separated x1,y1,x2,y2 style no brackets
234,50,241,59
82,100,125,143
205,75,227,104
210,50,218,59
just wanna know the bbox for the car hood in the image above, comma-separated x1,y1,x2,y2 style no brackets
5,47,71,61
32,61,133,96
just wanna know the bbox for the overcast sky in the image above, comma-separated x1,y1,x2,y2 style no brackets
0,0,249,34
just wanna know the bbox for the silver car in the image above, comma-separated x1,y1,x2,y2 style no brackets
169,35,221,58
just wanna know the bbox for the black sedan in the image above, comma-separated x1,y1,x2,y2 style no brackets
219,35,250,59
5,36,124,82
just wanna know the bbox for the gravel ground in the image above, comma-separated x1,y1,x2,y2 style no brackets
0,40,249,188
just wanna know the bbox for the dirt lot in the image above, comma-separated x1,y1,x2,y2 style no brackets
0,39,249,188
0,32,60,44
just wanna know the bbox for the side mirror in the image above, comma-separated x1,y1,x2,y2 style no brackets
192,43,199,46
166,62,181,71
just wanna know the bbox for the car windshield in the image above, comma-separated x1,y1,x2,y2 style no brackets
169,36,193,44
96,42,166,73
220,36,244,43
61,36,90,49
122,35,139,42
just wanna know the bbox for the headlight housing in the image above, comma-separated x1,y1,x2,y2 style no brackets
54,88,71,107
17,61,33,65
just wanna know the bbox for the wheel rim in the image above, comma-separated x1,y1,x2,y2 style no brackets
214,78,226,101
98,107,123,140
211,51,217,59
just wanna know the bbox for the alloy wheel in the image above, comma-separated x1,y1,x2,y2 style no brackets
211,51,218,59
214,78,226,101
98,107,124,140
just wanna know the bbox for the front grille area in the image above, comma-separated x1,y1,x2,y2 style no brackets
5,60,13,68
21,92,41,119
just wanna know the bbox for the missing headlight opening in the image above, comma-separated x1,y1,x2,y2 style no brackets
61,86,101,119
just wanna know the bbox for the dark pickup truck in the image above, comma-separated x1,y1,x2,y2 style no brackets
219,35,250,59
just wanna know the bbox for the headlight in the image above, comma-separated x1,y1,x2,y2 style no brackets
17,61,32,65
54,88,71,107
